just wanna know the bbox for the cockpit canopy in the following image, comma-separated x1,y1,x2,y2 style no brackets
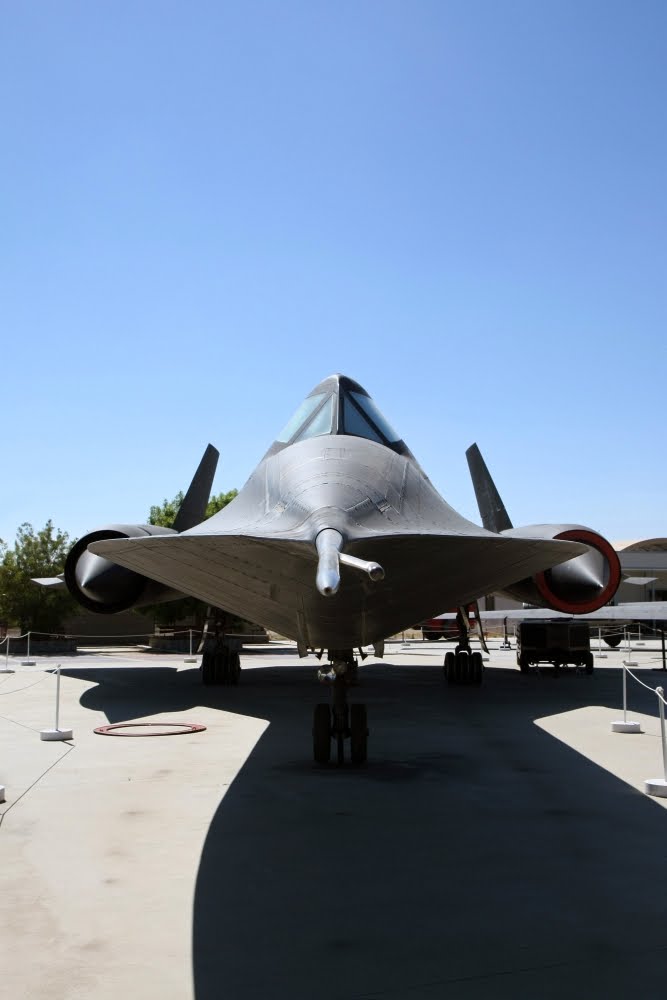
271,374,415,460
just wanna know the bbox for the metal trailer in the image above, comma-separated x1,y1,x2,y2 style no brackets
420,617,459,641
516,620,594,675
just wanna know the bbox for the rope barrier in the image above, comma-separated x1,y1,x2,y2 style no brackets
0,629,205,641
0,632,31,644
0,674,50,696
623,664,667,705
613,658,667,797
29,629,203,639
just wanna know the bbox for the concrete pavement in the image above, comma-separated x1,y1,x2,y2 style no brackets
2,640,667,999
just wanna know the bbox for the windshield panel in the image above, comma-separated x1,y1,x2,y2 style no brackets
350,392,401,442
342,394,384,444
276,393,327,443
294,394,335,442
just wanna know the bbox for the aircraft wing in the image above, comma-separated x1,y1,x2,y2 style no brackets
433,602,667,623
88,529,588,647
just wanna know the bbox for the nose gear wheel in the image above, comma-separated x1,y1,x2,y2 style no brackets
312,654,368,765
313,703,332,763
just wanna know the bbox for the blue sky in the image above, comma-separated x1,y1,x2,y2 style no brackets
2,1,665,548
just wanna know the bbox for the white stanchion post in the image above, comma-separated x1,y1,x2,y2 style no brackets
624,626,638,668
597,627,607,659
40,664,73,741
612,661,641,733
1,636,14,674
184,628,197,663
21,631,36,666
645,688,667,797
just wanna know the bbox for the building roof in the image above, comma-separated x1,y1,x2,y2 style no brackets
614,538,667,553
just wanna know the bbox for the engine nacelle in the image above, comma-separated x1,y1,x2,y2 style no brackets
500,524,621,614
64,524,183,614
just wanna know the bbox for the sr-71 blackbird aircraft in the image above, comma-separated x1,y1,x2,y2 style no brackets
51,374,625,763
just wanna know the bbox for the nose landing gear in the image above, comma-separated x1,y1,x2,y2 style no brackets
313,651,368,765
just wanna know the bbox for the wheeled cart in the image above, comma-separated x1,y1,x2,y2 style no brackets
516,621,594,675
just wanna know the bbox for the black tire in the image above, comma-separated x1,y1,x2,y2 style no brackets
444,650,456,683
313,704,332,763
350,704,368,764
457,650,470,684
215,646,228,684
604,633,622,648
228,649,241,685
471,651,483,685
424,633,440,641
518,653,530,674
584,651,594,675
201,649,215,685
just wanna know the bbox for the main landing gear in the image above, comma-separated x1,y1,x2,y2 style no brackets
443,607,484,685
443,648,483,685
201,638,241,684
313,650,368,765
200,617,241,685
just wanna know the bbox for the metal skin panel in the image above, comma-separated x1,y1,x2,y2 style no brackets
89,418,588,649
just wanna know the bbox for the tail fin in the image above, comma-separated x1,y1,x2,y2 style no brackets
465,443,513,533
173,444,220,532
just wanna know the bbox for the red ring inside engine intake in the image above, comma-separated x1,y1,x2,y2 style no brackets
534,529,621,614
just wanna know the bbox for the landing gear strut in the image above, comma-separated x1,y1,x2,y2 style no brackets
313,650,368,765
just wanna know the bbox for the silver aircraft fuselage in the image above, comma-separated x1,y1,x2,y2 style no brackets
89,393,587,649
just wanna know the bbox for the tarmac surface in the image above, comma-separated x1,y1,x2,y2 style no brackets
2,637,667,999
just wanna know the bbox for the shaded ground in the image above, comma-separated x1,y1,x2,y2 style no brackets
63,653,667,999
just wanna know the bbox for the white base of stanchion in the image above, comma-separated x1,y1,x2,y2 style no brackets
0,784,5,803
597,653,607,658
21,659,36,666
0,668,14,674
611,720,642,733
645,778,667,797
183,657,197,663
40,728,73,741
623,660,638,667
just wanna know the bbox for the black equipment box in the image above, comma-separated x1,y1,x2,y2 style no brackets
516,620,593,674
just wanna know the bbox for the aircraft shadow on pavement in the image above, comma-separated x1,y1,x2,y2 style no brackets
67,660,667,1000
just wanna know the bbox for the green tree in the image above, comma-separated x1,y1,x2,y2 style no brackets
144,489,239,626
0,521,78,634
148,489,238,529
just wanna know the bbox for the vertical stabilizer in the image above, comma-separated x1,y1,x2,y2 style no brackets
465,444,513,533
173,444,220,532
